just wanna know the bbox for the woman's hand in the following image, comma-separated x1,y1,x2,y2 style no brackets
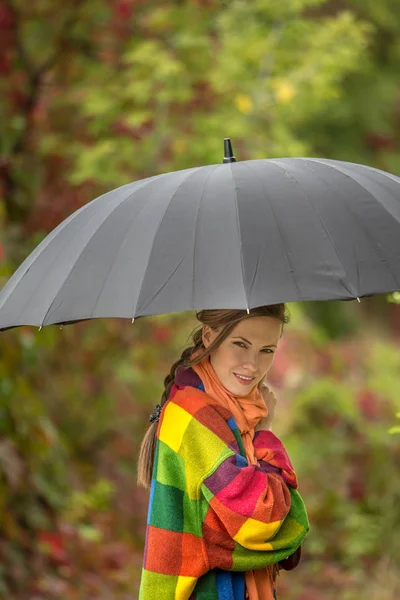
255,379,277,432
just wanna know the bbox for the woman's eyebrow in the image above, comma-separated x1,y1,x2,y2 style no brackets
232,336,277,348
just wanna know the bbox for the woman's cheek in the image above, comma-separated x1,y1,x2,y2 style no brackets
230,346,243,360
262,355,274,372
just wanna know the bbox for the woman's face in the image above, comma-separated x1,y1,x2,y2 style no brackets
202,316,282,396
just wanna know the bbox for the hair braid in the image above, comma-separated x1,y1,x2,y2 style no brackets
136,329,204,489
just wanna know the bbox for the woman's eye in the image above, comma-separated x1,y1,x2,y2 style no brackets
233,342,273,354
233,341,247,349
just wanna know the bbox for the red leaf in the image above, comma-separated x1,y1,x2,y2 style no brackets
115,0,131,18
0,55,9,75
38,531,69,564
0,5,14,29
365,133,397,151
152,326,171,343
357,388,380,420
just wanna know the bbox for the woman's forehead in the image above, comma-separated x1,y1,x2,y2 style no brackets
231,316,282,340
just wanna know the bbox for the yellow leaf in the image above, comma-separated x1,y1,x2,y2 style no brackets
172,139,187,155
235,94,253,114
274,81,296,103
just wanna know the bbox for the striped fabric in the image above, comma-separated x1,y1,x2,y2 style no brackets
139,374,309,600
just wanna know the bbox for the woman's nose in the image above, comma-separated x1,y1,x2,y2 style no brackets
242,356,259,372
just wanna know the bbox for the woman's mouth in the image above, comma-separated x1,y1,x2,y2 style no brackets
233,373,255,385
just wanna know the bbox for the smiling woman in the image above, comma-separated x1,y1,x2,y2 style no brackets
137,306,309,600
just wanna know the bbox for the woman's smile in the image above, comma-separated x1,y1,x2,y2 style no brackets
233,372,255,385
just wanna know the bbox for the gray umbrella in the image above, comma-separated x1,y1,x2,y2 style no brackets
1,139,400,332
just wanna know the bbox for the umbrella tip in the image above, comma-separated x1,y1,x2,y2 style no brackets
223,138,237,163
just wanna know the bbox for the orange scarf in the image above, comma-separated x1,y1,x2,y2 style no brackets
191,353,279,600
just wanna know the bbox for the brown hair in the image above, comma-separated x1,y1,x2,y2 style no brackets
136,304,290,489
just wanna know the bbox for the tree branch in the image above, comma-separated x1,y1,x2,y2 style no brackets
1,0,88,223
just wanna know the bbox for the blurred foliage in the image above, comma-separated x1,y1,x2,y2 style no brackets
273,330,400,599
1,0,400,598
389,412,400,435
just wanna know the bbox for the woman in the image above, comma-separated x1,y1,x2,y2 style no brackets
137,305,310,600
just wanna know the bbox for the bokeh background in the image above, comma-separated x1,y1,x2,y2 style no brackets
1,0,400,598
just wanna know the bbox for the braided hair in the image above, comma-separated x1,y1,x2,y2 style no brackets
136,305,290,489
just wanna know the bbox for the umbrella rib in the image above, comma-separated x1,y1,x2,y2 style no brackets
303,158,400,223
242,161,304,300
328,159,400,186
89,167,201,319
2,185,132,324
0,187,115,308
249,250,261,302
230,164,249,310
192,165,220,311
269,160,355,296
299,159,400,288
136,257,186,316
134,167,205,316
40,174,165,326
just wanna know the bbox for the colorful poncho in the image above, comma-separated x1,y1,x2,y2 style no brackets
139,369,310,600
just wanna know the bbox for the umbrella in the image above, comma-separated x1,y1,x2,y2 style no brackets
1,139,400,332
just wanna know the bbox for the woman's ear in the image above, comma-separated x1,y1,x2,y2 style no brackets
202,325,222,348
202,325,214,348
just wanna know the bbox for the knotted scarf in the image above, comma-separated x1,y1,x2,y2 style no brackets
190,352,279,600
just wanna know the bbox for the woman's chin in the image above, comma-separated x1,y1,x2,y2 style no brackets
227,378,257,397
222,379,243,396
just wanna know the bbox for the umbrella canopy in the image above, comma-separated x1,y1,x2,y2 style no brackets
1,146,400,331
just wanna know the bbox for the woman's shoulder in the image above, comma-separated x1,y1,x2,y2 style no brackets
159,384,238,451
169,366,232,421
169,384,232,423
